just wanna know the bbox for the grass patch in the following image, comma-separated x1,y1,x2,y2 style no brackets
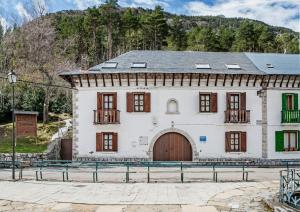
0,118,66,153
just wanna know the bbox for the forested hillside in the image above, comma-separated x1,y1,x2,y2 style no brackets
0,0,299,124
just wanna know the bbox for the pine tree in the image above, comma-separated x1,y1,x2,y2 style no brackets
99,0,120,59
167,17,187,50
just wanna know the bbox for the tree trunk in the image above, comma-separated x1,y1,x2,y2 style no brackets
43,87,50,124
108,24,113,59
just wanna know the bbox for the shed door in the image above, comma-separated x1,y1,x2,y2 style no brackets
60,139,73,160
153,132,192,161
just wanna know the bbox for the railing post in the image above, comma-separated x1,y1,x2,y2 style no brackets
126,163,129,183
181,162,183,183
147,163,150,183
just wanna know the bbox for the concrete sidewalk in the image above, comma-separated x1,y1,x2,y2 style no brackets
0,180,278,211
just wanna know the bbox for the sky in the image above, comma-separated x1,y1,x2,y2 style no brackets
0,0,299,32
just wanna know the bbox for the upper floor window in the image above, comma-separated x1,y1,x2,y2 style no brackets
134,93,144,112
167,99,179,114
199,93,217,113
127,92,151,112
282,93,298,111
200,94,211,112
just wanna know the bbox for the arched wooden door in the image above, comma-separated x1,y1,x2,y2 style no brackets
153,132,192,161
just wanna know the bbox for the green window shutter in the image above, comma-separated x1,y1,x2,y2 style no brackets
282,93,287,111
298,131,300,151
294,94,298,110
275,131,284,152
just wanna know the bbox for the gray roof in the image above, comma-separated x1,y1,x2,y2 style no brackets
88,51,265,75
245,53,300,75
14,111,39,115
58,51,300,76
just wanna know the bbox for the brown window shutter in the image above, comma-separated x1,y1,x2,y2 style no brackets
126,92,134,112
210,93,218,112
96,133,103,152
112,133,118,152
226,93,231,110
97,93,103,110
112,92,117,109
240,92,246,110
144,92,151,112
240,132,247,152
225,132,231,152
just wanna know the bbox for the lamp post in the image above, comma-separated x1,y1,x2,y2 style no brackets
8,71,17,180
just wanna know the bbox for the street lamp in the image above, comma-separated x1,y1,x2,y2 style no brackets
8,71,17,180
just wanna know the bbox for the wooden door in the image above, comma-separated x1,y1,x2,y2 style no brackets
153,132,192,161
60,139,73,160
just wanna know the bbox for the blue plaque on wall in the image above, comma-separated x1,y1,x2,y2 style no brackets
199,136,207,143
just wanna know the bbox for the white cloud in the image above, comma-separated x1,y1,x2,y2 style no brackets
133,0,169,8
15,2,32,22
73,0,103,10
185,0,300,32
0,16,10,32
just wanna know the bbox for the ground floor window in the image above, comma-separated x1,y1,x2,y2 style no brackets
284,131,298,151
275,131,299,152
103,133,113,151
96,132,118,152
225,131,247,152
230,132,240,152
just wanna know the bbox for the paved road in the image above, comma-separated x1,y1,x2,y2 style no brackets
0,180,277,211
0,168,284,211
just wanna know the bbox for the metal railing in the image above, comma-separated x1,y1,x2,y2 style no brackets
280,169,300,209
224,110,250,123
93,109,120,124
281,110,300,123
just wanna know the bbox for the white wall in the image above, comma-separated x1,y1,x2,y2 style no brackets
75,80,263,160
267,89,300,159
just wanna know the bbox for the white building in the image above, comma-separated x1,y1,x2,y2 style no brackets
59,51,300,161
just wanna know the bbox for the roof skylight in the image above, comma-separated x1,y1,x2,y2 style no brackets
266,64,274,68
102,62,118,69
131,62,147,68
226,64,241,69
195,63,211,69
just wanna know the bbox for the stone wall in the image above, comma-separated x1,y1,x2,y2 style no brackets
0,138,61,165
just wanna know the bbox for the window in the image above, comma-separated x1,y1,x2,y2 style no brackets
266,64,274,68
103,133,113,151
103,94,114,109
225,132,247,152
284,131,298,151
127,92,151,113
96,132,118,152
167,99,179,114
230,94,240,110
200,94,211,112
226,64,241,69
230,133,240,152
275,131,299,152
286,94,294,110
134,93,144,112
102,62,118,69
131,62,147,68
195,63,210,69
199,93,218,113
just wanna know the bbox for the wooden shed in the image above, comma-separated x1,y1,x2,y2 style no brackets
15,111,38,138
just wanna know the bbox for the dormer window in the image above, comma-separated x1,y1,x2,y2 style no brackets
195,63,211,69
131,62,147,68
102,62,118,69
266,64,274,68
226,64,241,69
